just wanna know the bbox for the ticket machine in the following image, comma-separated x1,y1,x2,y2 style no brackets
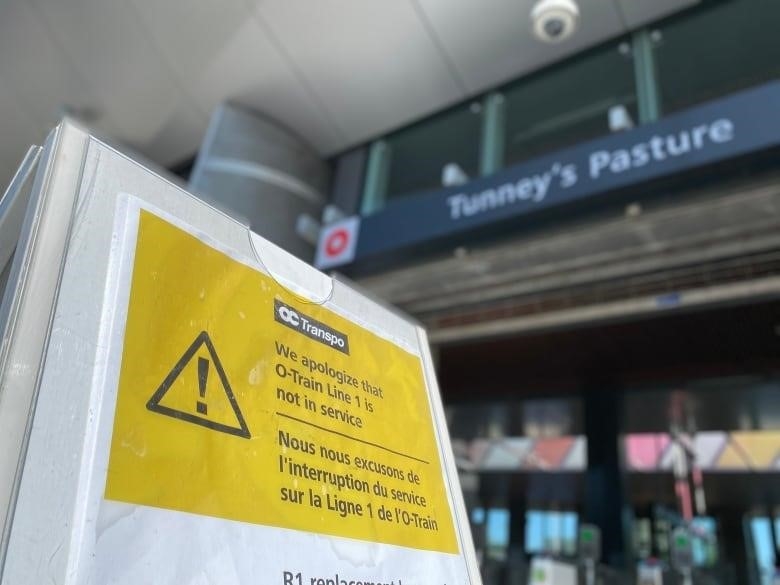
578,524,601,585
670,527,694,585
527,556,577,585
636,559,664,585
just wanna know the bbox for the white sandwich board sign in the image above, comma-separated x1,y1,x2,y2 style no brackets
0,122,480,585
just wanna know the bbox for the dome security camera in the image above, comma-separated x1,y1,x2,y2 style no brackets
531,0,580,43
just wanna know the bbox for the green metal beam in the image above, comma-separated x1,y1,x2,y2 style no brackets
632,29,662,124
361,140,390,215
479,92,506,176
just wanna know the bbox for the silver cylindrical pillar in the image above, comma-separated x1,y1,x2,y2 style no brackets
189,104,329,260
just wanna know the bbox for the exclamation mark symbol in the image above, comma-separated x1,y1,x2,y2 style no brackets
197,357,208,415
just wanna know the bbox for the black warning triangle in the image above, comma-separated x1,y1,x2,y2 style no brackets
146,331,251,439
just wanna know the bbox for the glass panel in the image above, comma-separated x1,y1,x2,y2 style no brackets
448,398,582,440
383,102,482,202
654,0,780,114
486,508,511,560
560,511,578,556
525,510,579,556
523,398,580,438
776,517,780,551
503,39,636,167
472,506,486,525
526,510,546,554
633,517,653,558
750,517,777,585
690,516,718,567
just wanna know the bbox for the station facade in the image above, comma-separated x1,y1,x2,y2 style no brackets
313,1,780,582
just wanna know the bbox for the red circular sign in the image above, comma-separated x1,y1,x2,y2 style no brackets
324,228,350,257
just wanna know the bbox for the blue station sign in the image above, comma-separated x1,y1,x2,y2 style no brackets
317,82,780,270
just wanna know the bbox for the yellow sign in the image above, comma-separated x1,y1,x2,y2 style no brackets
105,210,459,554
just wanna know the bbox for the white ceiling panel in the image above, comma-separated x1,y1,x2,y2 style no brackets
0,81,42,188
0,0,701,178
417,0,627,94
138,100,209,167
0,1,100,138
189,16,345,154
119,0,344,153
28,0,189,145
256,0,467,144
127,0,248,122
618,0,700,29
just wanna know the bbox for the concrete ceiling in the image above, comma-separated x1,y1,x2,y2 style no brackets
0,0,698,188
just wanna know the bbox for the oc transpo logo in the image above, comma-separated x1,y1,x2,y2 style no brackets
274,299,350,354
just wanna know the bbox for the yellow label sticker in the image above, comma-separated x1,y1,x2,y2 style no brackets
105,210,459,554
